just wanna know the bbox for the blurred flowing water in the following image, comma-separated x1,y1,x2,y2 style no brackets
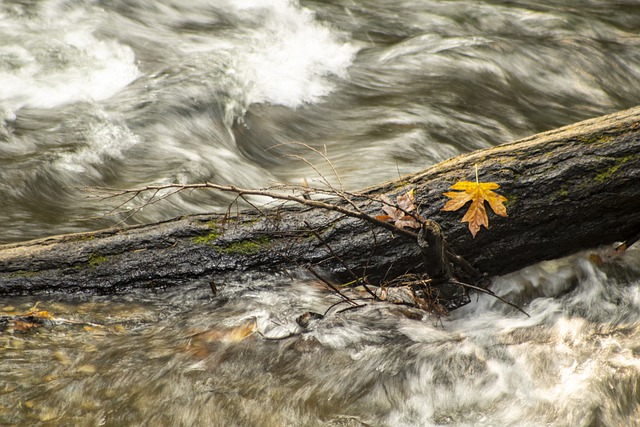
1,0,640,425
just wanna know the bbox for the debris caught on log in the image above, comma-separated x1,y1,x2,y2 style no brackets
0,106,639,315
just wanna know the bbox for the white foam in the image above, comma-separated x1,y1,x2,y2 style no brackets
55,111,141,176
222,0,359,108
0,7,140,113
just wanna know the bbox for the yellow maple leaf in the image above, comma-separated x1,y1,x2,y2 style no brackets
441,167,507,237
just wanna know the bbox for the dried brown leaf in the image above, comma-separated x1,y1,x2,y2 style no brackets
378,191,421,229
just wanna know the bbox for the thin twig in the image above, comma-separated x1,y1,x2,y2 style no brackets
447,279,530,317
92,182,419,240
305,265,358,307
306,222,380,301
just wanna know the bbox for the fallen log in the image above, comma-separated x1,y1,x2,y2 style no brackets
1,106,640,309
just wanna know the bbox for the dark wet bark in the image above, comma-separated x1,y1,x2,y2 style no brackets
1,106,640,309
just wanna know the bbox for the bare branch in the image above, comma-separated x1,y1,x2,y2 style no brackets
93,182,419,240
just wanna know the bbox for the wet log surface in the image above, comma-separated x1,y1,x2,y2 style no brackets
1,106,640,308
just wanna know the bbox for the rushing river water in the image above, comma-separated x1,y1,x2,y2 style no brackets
2,0,640,425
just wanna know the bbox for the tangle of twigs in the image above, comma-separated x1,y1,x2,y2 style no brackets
86,144,527,318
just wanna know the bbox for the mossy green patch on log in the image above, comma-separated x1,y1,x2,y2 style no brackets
9,270,38,279
578,134,614,145
192,222,222,245
192,231,221,245
595,155,635,183
88,253,108,268
220,236,272,255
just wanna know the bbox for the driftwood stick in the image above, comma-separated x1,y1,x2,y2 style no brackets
1,106,640,310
